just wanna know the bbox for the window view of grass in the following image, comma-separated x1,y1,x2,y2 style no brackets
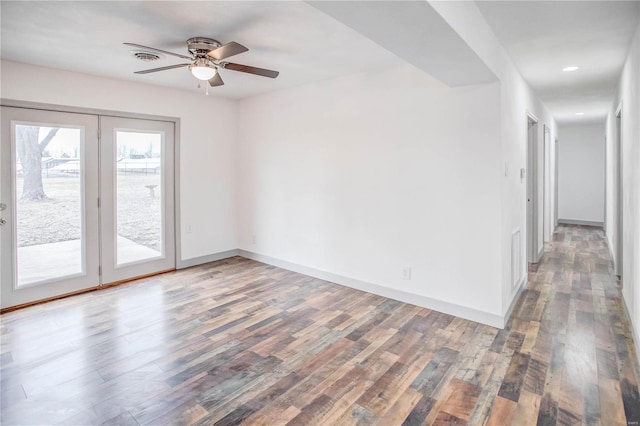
17,172,162,251
116,132,163,262
117,171,162,252
16,126,163,261
16,176,82,247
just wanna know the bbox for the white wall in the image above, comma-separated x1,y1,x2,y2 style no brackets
427,1,558,316
235,1,559,327
237,63,505,325
0,60,238,262
558,123,605,224
605,23,640,349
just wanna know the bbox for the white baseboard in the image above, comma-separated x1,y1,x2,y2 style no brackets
558,219,603,228
503,275,527,326
238,250,506,329
177,249,239,269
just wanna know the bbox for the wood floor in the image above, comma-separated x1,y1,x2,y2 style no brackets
1,225,639,425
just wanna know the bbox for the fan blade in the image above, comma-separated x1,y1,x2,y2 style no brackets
134,63,190,74
206,41,248,60
208,72,224,87
223,62,279,78
124,43,192,60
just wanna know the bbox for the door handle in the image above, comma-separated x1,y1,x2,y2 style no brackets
0,218,6,226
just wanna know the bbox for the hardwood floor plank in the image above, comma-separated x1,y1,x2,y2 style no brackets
537,390,559,424
498,351,531,402
583,382,601,426
402,394,436,426
437,378,482,421
330,403,377,426
209,372,300,425
620,377,640,424
523,356,547,396
512,389,541,425
485,395,517,426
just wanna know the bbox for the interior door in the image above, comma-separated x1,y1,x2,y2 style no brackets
0,107,100,308
99,116,175,284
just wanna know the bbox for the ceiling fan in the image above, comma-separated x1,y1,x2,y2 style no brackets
124,37,279,88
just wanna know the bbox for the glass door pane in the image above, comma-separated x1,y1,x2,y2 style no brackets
15,125,84,285
115,130,164,265
100,116,175,284
1,107,99,309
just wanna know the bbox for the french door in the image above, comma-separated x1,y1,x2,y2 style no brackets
0,107,175,309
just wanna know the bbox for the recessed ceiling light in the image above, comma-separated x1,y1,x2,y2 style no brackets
563,66,579,72
575,112,584,116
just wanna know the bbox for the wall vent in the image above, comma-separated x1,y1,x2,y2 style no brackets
511,229,522,289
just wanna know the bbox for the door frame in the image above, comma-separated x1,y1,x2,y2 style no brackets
0,99,181,307
526,112,540,264
554,137,559,229
615,104,623,278
543,125,551,242
604,135,607,234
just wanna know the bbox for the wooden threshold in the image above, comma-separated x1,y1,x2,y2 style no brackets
0,268,175,314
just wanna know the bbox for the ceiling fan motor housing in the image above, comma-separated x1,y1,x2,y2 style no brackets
187,37,221,57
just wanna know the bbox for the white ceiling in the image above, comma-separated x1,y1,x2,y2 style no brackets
0,1,402,99
476,1,640,125
1,0,639,124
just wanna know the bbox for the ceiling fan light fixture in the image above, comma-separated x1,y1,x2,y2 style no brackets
190,59,216,81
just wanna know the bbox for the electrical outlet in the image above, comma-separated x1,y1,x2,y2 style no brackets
186,224,192,234
402,266,412,280
252,235,256,245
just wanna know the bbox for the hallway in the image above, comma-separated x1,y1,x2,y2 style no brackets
492,225,640,424
0,226,639,425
